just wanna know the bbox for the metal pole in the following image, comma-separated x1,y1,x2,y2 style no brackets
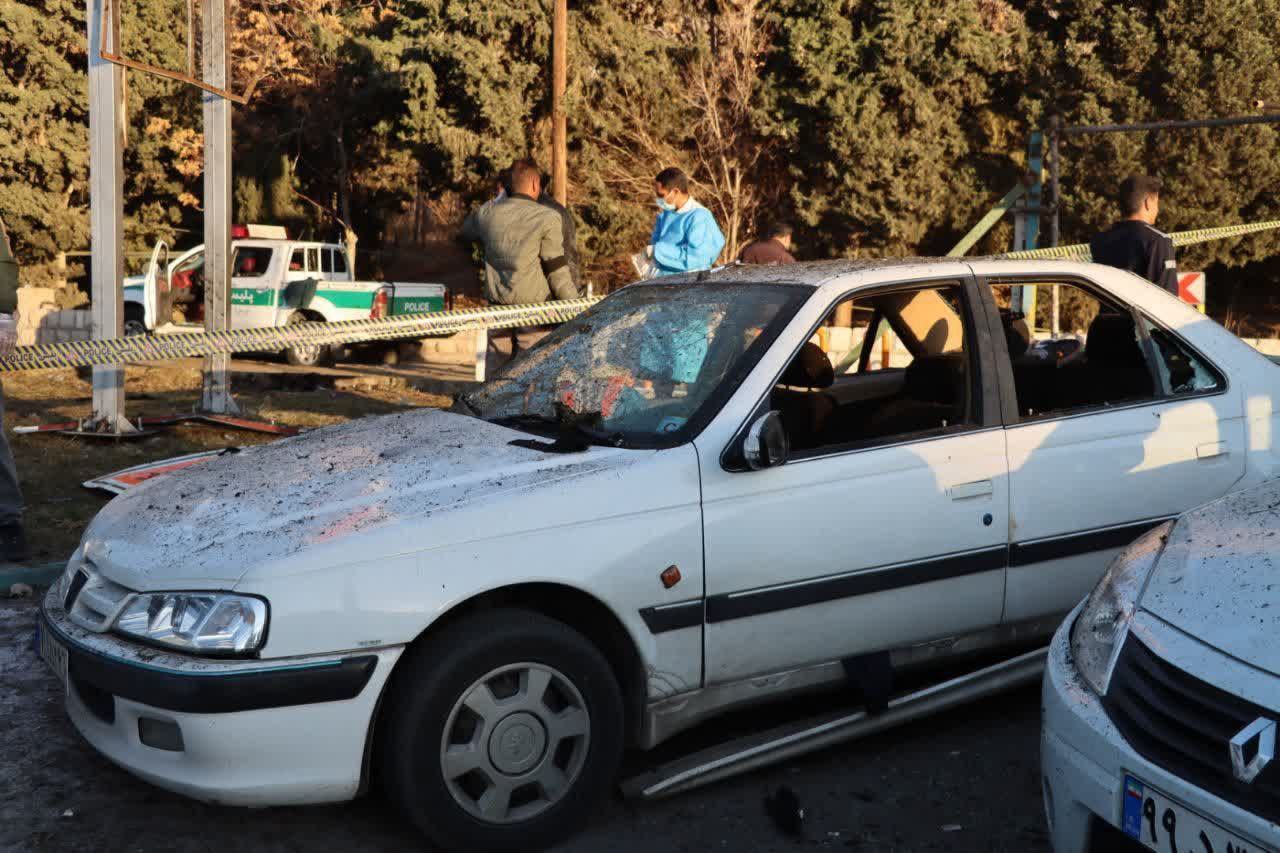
1048,114,1061,248
87,0,133,433
1062,113,1280,136
200,0,238,414
550,0,568,206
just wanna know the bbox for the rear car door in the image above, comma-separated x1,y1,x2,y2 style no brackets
697,275,1010,685
978,274,1246,622
229,244,279,329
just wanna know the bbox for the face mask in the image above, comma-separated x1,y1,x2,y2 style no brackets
656,196,676,212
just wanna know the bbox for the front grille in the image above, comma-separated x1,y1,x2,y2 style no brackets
65,562,134,632
1104,635,1280,822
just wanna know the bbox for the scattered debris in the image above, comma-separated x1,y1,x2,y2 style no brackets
941,824,962,832
764,786,805,839
8,582,33,599
60,809,74,818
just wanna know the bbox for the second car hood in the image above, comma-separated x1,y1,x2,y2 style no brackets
1142,480,1280,676
82,408,632,590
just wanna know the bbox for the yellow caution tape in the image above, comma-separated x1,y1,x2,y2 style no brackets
996,219,1280,261
0,297,603,373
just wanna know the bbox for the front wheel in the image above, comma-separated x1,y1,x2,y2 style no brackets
123,306,147,337
378,609,624,852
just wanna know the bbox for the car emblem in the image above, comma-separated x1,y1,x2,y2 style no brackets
1229,717,1277,784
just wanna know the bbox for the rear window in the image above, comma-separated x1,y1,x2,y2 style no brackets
232,247,273,278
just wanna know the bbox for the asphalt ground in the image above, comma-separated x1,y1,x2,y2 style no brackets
0,598,1055,853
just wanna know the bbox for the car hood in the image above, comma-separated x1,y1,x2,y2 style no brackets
81,408,633,590
1142,480,1280,676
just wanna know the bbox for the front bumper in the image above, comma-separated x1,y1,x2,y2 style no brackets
41,587,403,806
1041,606,1280,853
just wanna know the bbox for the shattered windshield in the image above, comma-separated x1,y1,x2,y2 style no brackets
465,282,807,448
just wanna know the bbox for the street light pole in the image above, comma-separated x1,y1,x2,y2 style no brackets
551,0,567,206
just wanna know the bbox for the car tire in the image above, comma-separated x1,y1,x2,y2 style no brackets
283,312,330,367
377,608,624,852
123,306,147,337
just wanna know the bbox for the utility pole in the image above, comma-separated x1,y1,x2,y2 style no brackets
550,0,568,206
87,0,133,433
200,0,238,413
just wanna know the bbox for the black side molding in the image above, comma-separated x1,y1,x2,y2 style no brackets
639,600,704,635
1009,517,1173,567
44,613,377,714
706,546,1007,624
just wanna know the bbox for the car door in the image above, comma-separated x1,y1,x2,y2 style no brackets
977,273,1246,623
696,275,1010,685
229,243,279,329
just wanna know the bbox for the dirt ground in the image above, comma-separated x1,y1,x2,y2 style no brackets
0,597,1053,853
2,361,450,563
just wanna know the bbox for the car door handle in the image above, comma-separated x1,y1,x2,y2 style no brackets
947,480,993,500
1197,441,1228,460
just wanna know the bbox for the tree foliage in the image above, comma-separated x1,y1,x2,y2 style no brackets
2,0,1279,294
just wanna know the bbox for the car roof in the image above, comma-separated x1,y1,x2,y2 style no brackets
665,256,1103,296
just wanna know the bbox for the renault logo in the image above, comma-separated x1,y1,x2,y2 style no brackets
1229,717,1276,784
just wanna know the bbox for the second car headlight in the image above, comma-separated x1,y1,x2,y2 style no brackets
113,592,268,656
1070,521,1173,695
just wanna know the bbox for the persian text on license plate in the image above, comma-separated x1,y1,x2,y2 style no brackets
1123,775,1269,853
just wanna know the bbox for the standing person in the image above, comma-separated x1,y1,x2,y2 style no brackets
1090,175,1179,295
646,167,725,276
537,173,582,293
0,219,27,562
460,159,579,367
739,222,797,265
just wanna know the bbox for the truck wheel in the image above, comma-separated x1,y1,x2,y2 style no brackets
378,609,624,852
284,312,330,367
123,306,147,337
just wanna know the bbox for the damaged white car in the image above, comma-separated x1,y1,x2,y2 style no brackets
39,258,1280,851
1044,480,1280,853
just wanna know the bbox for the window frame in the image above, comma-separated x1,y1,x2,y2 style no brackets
306,247,319,272
976,273,1230,428
722,274,1002,471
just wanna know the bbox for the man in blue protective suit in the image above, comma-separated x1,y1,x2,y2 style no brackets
647,167,725,276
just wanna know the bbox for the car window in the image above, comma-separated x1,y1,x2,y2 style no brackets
289,250,304,272
465,282,808,448
772,281,976,454
333,250,348,274
231,247,273,278
989,280,1157,419
1140,314,1224,396
321,249,333,274
306,248,319,272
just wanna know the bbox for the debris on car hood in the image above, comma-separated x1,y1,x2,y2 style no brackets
80,408,631,590
1141,479,1280,677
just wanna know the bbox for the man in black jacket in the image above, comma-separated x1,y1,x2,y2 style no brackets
1090,175,1179,295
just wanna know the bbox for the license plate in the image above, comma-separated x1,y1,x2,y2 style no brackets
1123,775,1269,853
39,621,69,692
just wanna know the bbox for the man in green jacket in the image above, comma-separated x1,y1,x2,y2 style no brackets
0,217,27,562
461,159,580,367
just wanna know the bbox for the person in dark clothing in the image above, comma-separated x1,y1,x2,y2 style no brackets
739,222,797,265
1089,175,1179,294
537,174,583,292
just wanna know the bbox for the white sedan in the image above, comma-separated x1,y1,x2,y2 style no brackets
1044,479,1280,853
39,258,1280,851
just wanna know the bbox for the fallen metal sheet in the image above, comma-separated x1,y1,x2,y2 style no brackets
83,449,233,494
620,646,1047,801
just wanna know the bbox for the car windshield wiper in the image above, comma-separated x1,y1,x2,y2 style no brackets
490,409,623,452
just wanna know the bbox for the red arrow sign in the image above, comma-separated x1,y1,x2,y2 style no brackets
1178,272,1205,305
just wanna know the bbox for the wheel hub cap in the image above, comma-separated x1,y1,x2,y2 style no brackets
489,712,547,775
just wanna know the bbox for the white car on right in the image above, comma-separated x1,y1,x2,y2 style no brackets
1044,481,1280,853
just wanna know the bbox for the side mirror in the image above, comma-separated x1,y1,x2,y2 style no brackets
742,410,789,470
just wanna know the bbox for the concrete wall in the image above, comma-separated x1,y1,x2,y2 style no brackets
16,288,93,345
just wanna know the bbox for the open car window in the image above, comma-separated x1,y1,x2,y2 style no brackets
464,282,809,449
989,280,1161,420
771,281,977,455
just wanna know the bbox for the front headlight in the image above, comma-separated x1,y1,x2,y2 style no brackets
113,592,268,656
1070,521,1173,695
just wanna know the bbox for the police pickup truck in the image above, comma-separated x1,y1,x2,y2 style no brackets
124,225,447,366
